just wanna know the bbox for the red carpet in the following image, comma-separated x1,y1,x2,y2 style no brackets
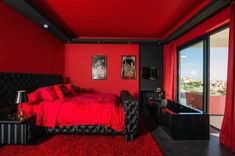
0,128,163,156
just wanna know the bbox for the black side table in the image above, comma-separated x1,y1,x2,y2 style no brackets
0,114,37,144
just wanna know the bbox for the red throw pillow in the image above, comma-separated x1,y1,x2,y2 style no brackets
39,87,58,101
27,90,40,103
64,84,76,95
54,85,65,101
60,85,70,96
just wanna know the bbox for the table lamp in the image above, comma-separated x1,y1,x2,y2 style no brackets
15,90,28,119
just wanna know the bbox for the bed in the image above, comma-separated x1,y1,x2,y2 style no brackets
0,72,138,141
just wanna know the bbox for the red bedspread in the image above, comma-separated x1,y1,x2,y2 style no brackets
25,93,125,132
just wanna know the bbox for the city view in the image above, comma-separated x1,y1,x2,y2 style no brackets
179,46,228,110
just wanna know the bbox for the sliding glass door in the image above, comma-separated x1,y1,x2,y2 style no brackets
209,28,229,129
177,27,229,130
178,41,204,110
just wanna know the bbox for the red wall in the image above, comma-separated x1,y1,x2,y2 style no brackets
65,44,139,96
0,2,64,75
176,6,230,47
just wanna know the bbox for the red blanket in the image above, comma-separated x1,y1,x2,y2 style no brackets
26,93,125,132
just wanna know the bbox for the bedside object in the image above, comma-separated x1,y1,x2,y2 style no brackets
15,90,28,119
0,114,37,144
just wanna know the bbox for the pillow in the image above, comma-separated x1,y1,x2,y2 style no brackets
39,87,58,101
54,85,70,101
60,85,70,96
64,84,76,95
27,90,41,103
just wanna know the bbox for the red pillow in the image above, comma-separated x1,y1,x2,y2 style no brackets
39,87,57,101
54,85,66,101
27,90,41,103
64,84,76,95
60,85,70,95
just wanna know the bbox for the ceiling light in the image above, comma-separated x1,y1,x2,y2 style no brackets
43,24,49,29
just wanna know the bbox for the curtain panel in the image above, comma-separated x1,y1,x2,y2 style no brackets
163,41,177,101
220,1,235,152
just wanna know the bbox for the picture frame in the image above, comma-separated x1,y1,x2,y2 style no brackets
92,56,107,80
121,55,136,79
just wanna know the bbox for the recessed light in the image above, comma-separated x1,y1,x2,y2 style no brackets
43,24,49,29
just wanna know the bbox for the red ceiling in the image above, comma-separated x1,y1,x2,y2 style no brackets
29,0,211,40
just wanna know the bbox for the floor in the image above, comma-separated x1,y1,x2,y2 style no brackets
152,126,233,156
142,105,234,156
210,115,224,129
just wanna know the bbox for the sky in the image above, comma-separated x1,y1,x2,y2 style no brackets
180,47,228,81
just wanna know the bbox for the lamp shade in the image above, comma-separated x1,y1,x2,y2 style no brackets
15,90,28,104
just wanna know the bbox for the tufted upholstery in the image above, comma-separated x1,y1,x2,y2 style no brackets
46,90,139,141
0,72,138,141
0,72,63,109
121,90,139,141
46,125,119,135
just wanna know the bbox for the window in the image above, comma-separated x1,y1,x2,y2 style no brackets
177,27,229,130
178,41,204,110
209,28,229,129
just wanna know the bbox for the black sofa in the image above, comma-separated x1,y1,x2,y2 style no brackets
159,100,209,140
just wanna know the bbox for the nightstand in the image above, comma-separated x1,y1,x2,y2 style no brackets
0,114,37,144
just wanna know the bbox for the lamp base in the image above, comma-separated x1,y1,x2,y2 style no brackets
18,110,25,119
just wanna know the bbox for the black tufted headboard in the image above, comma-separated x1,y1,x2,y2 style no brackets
0,72,63,109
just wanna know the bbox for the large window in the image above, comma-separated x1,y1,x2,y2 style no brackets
177,27,229,130
209,28,229,129
178,42,204,110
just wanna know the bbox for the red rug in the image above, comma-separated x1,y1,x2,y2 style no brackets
0,129,163,156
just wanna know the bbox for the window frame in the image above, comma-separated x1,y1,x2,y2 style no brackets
176,25,229,113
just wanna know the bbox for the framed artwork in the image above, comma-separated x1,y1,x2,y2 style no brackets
92,56,107,80
121,56,136,79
